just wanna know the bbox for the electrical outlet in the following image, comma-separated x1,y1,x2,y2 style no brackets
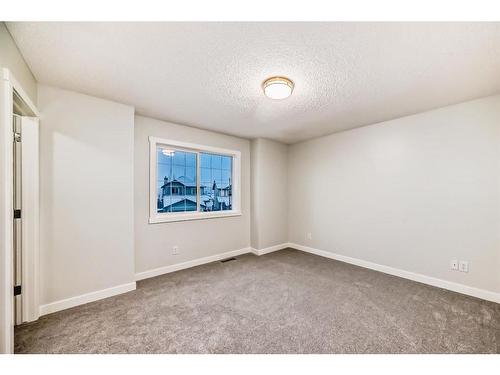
172,246,179,255
450,259,458,271
459,260,469,273
306,232,312,240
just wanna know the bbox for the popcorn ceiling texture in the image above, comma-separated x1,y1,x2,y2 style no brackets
7,22,500,143
15,250,500,354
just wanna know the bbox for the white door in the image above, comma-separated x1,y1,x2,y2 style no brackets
12,115,22,325
20,116,39,324
12,115,39,326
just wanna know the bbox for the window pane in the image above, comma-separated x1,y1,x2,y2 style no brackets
199,152,233,212
201,167,211,184
221,169,231,184
185,167,196,182
200,153,211,168
172,151,186,166
173,165,184,179
222,156,232,170
212,168,222,183
157,146,197,213
211,154,222,169
185,152,196,167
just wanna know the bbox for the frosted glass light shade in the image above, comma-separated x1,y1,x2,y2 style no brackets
262,76,294,99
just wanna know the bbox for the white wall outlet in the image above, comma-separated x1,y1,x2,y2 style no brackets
459,260,469,273
450,259,458,271
172,246,179,255
306,232,312,240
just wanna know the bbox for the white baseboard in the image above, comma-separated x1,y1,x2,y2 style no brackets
251,243,290,256
38,244,498,318
135,247,252,281
135,244,290,282
289,243,500,304
39,246,255,316
39,282,137,316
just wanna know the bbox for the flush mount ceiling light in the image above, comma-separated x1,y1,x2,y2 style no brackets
262,76,294,99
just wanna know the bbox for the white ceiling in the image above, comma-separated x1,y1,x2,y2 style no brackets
7,22,500,144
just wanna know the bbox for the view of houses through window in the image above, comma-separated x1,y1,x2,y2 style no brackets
156,146,232,213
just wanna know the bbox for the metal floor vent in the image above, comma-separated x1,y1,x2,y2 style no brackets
220,257,237,263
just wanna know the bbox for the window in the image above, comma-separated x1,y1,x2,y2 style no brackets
149,137,241,223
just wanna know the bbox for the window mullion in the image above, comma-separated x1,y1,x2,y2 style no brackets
196,151,200,212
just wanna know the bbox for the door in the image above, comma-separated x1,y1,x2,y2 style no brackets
20,116,39,323
12,115,39,326
12,115,22,325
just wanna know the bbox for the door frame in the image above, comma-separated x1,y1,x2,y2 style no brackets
0,68,39,354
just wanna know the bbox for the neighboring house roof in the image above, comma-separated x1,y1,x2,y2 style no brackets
176,176,196,187
162,176,196,188
163,195,197,206
163,195,206,208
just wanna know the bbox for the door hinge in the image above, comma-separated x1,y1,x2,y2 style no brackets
14,132,21,142
14,285,21,296
14,209,21,219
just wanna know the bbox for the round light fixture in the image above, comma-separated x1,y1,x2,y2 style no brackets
262,76,294,99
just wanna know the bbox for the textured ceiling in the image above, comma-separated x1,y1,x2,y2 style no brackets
7,22,500,144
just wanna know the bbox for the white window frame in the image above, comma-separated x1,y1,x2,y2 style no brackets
149,136,242,223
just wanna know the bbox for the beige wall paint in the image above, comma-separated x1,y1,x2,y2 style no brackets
38,84,135,305
251,138,288,250
134,115,251,274
288,95,500,293
0,23,37,103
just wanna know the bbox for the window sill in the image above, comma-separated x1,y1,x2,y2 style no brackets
149,210,242,224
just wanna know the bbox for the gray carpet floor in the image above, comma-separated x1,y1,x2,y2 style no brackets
15,249,500,353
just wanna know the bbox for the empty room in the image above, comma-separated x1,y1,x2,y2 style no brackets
1,3,500,369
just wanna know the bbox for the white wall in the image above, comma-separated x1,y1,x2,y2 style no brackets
38,85,135,306
251,138,288,250
288,95,500,294
0,22,37,103
134,115,251,275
